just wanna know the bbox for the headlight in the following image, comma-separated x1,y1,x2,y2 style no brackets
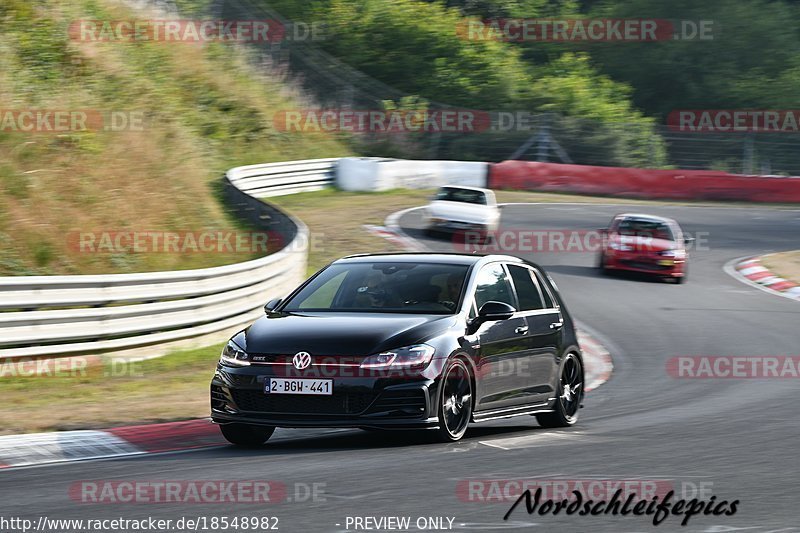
609,242,633,251
360,344,435,369
658,249,685,258
220,340,250,366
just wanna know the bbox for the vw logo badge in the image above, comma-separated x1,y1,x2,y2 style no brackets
292,351,312,370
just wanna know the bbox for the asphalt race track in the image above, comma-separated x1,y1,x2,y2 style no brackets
3,203,800,532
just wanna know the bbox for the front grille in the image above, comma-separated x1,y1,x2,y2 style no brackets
367,389,427,417
620,259,671,271
230,388,376,415
247,354,365,366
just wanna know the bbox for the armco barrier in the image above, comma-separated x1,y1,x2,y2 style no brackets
490,161,800,203
0,162,322,360
227,158,338,198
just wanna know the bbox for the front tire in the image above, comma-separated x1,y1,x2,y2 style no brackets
597,253,610,275
676,263,687,283
220,423,275,447
537,353,583,428
435,358,473,442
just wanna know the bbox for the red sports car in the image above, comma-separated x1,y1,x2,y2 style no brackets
597,213,693,283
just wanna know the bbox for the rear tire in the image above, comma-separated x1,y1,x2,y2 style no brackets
434,358,473,442
220,423,275,447
537,354,583,428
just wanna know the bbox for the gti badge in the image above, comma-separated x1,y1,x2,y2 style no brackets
292,351,312,370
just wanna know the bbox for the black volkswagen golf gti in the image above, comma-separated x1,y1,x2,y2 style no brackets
211,253,583,444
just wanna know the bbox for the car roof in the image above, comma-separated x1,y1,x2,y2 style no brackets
335,252,527,267
615,213,678,225
437,185,494,194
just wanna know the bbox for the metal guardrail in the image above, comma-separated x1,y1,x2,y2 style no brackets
0,159,337,360
227,158,338,198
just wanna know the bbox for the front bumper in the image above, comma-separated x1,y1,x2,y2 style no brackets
425,219,494,234
605,252,685,277
211,365,440,429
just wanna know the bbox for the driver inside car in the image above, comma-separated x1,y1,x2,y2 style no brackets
355,271,400,308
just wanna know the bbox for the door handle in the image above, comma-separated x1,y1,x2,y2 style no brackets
549,321,564,329
515,325,529,334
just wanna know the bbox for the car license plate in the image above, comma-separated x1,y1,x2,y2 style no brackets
658,259,675,266
265,378,333,395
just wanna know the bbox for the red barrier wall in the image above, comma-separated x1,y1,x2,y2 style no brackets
489,161,800,203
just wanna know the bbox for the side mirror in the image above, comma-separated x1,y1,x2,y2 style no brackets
683,234,695,245
264,298,282,313
476,301,516,323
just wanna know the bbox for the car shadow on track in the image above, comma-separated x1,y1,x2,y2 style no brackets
545,264,670,284
211,424,560,456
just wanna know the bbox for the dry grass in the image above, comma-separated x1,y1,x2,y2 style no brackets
0,0,349,276
0,344,223,435
761,251,800,283
271,188,435,274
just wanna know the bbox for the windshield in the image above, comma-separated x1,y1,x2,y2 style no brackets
436,187,488,205
617,219,674,241
282,262,470,314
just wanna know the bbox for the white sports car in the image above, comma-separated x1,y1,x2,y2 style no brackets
423,185,500,241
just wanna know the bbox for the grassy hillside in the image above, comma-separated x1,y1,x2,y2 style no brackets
0,0,348,276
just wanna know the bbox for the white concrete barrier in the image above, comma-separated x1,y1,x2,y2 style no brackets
337,157,488,191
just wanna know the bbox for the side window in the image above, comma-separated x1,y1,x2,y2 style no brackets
532,269,556,309
474,263,516,310
508,265,544,311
